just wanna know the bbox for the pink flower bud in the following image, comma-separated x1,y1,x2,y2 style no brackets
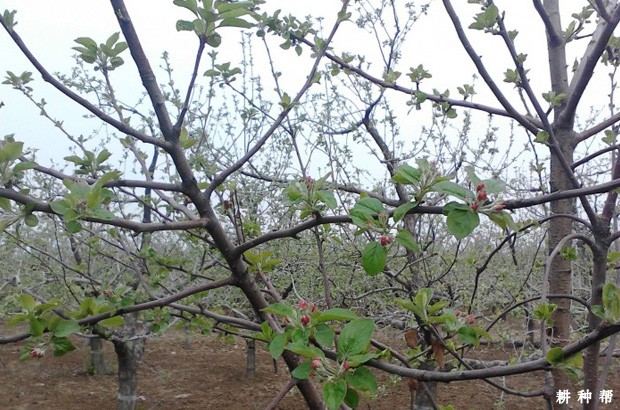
379,235,393,246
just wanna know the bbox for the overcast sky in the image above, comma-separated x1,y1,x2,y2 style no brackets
0,1,613,173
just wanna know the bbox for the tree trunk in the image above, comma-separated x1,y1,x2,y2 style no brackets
547,132,575,409
113,337,145,410
582,241,609,410
112,314,146,410
89,336,106,375
246,338,256,378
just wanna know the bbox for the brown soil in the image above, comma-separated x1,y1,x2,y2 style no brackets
0,331,618,410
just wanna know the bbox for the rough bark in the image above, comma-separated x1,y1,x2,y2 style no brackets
582,242,608,410
544,1,575,406
112,314,146,410
547,132,575,406
246,338,256,378
89,336,106,375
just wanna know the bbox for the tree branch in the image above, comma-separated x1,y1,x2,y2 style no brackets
0,13,169,149
110,0,175,140
560,3,620,124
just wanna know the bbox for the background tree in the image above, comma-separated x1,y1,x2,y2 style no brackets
2,1,620,410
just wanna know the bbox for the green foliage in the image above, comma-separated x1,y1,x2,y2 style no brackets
204,61,242,83
542,91,567,108
324,379,347,410
337,318,375,359
407,64,432,85
469,4,499,31
2,70,34,91
174,0,258,47
361,242,387,276
8,294,80,359
49,172,119,232
243,249,281,273
257,302,377,409
72,33,128,71
601,283,620,323
0,138,37,188
444,203,480,239
546,347,583,379
2,9,17,31
64,149,112,176
533,303,557,321
397,289,490,349
284,174,337,219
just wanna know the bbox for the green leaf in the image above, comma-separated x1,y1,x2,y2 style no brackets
346,352,377,367
29,317,44,337
206,32,222,47
392,164,421,185
316,191,337,209
396,229,420,252
0,141,23,162
345,366,377,393
66,220,82,233
415,288,432,309
13,160,37,173
24,214,38,227
285,341,325,359
53,319,80,338
362,242,387,276
446,208,480,239
534,131,549,144
261,303,295,318
269,333,288,359
74,37,97,50
591,305,605,318
464,166,481,186
174,0,198,13
433,181,473,200
324,380,347,410
533,303,557,321
457,326,479,346
52,337,76,357
0,215,18,232
20,293,37,311
469,4,499,30
481,178,506,194
7,313,28,327
547,347,564,364
343,388,359,408
393,201,417,222
292,361,312,380
487,211,517,231
315,308,359,323
395,298,418,314
104,32,120,49
0,197,11,211
218,17,254,29
602,282,620,322
337,318,374,358
314,324,335,348
99,316,124,327
176,19,195,31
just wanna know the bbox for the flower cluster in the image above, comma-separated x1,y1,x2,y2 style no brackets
297,300,317,327
470,183,505,212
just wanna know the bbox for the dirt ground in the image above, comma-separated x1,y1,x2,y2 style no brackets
0,330,618,410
